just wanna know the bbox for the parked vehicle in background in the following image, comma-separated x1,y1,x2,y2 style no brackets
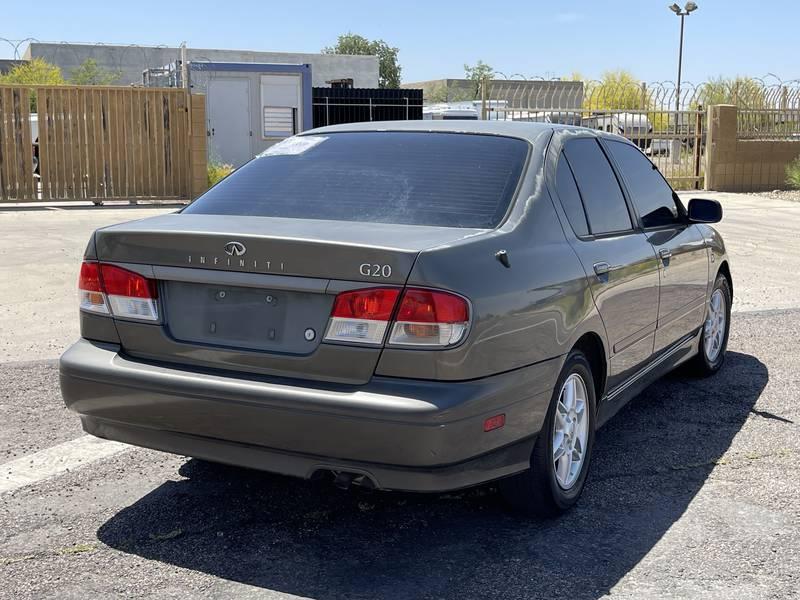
509,110,583,126
422,103,478,120
583,112,653,148
645,139,673,156
60,121,731,517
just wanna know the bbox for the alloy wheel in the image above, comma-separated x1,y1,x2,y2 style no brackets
703,288,726,362
552,373,589,489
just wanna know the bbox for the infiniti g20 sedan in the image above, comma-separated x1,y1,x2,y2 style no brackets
60,121,731,516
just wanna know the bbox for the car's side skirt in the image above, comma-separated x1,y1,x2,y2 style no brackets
596,328,702,428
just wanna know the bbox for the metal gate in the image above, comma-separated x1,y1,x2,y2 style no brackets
479,79,707,189
0,85,192,202
581,107,705,190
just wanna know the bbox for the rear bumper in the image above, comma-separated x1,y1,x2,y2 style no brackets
60,339,560,492
80,416,536,493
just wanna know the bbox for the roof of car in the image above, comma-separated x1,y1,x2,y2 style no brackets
304,119,599,144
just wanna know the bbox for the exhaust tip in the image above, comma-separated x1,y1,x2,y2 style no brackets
314,469,377,491
333,471,356,490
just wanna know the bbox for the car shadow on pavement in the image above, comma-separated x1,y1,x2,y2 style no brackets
97,351,767,600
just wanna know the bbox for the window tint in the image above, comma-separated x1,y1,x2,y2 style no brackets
563,138,632,234
184,132,529,229
555,154,588,236
606,140,680,228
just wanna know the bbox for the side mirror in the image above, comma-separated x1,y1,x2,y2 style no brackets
687,198,722,224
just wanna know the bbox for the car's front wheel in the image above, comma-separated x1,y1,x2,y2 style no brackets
687,273,731,376
499,350,596,517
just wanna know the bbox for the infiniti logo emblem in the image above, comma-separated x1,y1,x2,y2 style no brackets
224,241,247,257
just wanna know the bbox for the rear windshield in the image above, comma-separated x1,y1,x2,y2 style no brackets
184,131,529,228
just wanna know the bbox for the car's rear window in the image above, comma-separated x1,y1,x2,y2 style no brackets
184,131,529,228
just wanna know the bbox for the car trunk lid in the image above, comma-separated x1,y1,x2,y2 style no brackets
92,213,487,384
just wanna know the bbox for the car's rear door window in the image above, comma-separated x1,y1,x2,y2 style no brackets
563,138,632,235
555,154,589,236
606,139,682,228
185,132,529,229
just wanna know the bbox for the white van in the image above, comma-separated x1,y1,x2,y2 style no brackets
583,112,652,148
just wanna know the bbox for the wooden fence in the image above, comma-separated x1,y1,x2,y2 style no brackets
0,87,34,201
0,85,203,202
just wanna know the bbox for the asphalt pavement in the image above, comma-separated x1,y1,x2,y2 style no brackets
0,193,798,599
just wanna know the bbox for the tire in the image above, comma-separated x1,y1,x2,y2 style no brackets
499,350,597,517
687,273,731,376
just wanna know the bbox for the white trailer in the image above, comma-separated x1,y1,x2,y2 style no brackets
422,103,479,120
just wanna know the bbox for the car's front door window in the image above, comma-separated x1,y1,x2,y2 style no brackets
605,140,682,229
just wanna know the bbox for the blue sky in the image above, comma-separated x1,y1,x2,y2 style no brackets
1,0,796,83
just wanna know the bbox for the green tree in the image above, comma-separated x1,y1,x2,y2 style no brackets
0,58,64,86
580,70,676,132
69,59,121,86
427,82,478,103
584,69,647,111
461,60,494,100
464,60,494,83
698,76,767,109
426,83,450,103
786,157,800,190
323,33,401,88
0,58,65,110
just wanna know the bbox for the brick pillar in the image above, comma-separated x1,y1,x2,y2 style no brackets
705,104,737,191
189,94,208,198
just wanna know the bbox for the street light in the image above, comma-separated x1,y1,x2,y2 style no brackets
668,2,699,113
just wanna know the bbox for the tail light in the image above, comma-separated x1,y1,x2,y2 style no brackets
78,262,109,315
323,287,469,348
324,288,400,345
389,289,469,346
78,262,159,321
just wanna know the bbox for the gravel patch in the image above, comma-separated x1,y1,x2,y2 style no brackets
0,360,83,462
747,189,800,202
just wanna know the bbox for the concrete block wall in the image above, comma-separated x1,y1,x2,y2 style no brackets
706,104,800,192
402,78,585,110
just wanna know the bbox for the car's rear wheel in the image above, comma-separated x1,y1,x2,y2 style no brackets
687,273,731,376
499,350,596,517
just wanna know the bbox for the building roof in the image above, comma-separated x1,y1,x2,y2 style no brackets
22,42,379,88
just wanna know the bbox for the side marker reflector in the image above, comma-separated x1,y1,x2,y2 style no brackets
483,414,506,432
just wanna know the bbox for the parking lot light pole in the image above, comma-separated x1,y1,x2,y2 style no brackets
669,2,698,113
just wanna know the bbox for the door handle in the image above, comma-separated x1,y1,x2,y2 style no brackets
659,249,673,261
593,262,611,276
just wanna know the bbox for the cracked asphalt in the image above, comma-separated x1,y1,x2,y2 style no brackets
1,193,799,599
